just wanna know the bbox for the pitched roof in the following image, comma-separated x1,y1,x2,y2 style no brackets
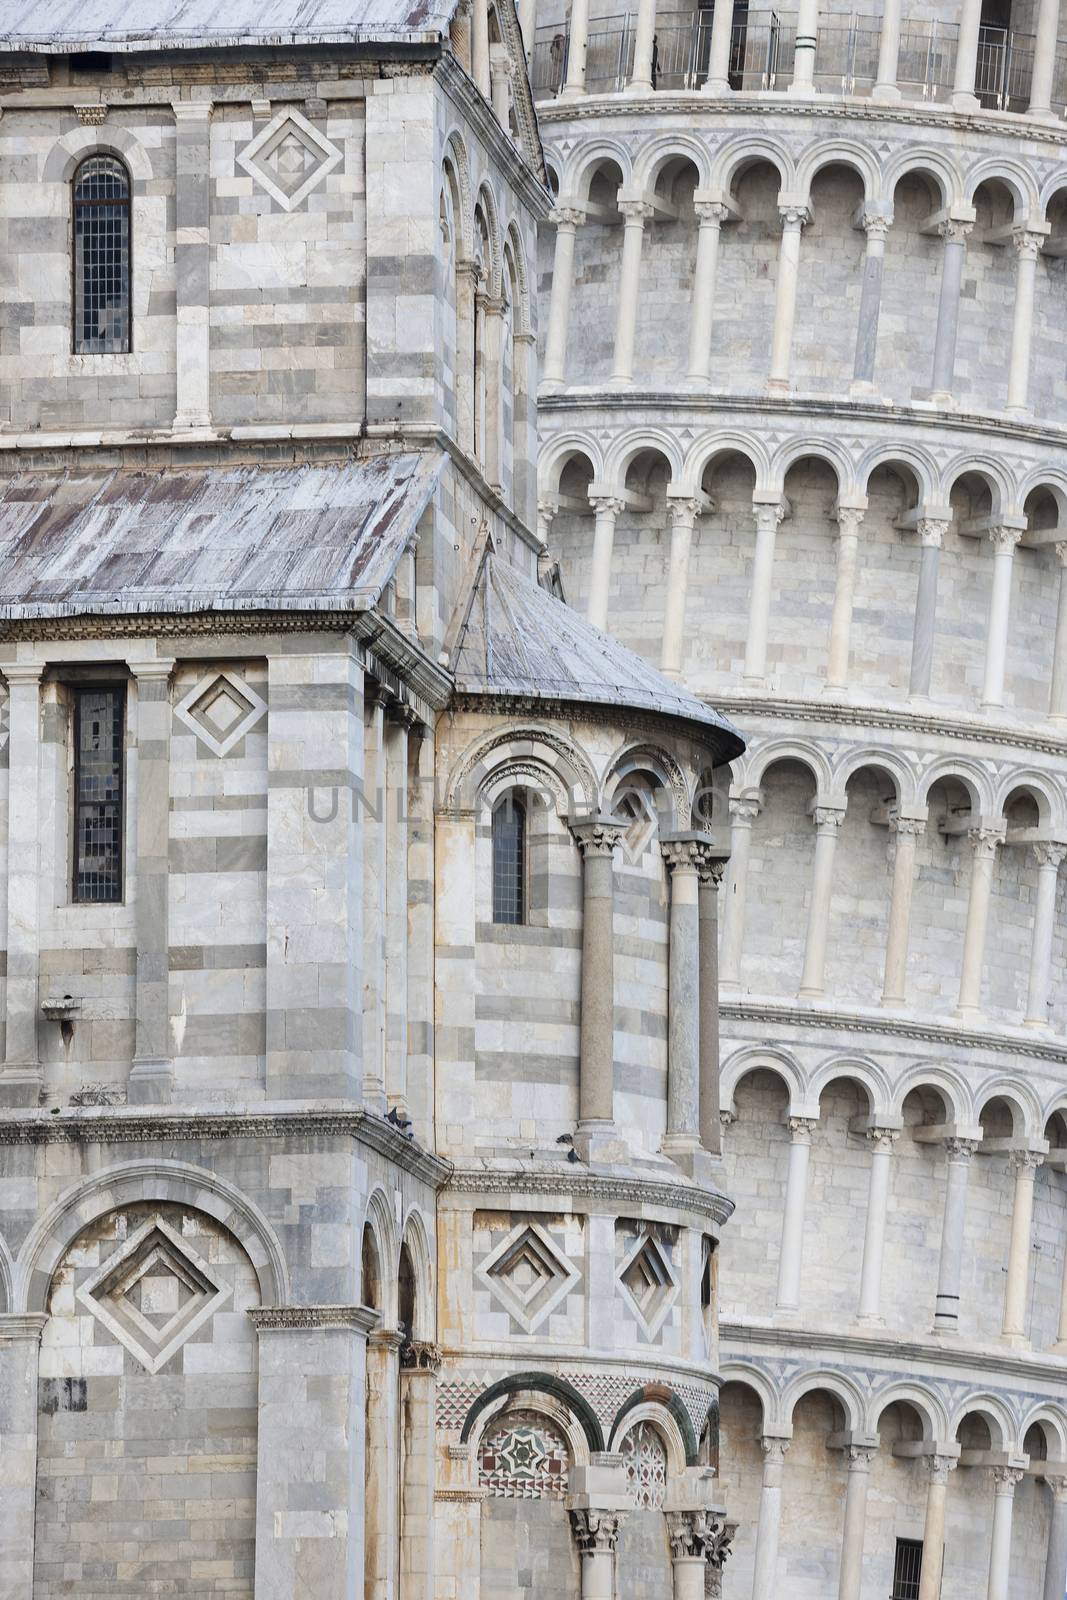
0,451,444,619
448,545,744,763
0,0,459,51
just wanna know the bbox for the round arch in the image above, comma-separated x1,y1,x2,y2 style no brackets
444,723,598,814
882,147,961,209
771,437,855,498
719,1363,779,1431
974,1077,1044,1141
609,1393,696,1471
682,433,769,497
363,1185,398,1326
962,157,1039,216
781,1370,865,1435
867,1382,947,1441
892,1062,973,1125
808,1054,894,1121
712,136,795,197
634,135,713,192
831,747,919,808
604,739,691,830
744,738,835,804
42,125,154,185
855,442,938,505
915,756,993,815
399,1206,435,1343
603,428,684,493
950,1393,1018,1452
721,1044,811,1120
795,142,879,207
460,1372,605,1452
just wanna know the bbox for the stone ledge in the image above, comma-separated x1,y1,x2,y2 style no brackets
443,1162,734,1226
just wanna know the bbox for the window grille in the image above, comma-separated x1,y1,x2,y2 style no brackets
73,687,124,903
891,1537,924,1600
73,155,131,354
492,793,526,924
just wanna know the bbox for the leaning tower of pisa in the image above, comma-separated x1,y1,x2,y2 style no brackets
531,5,1067,1595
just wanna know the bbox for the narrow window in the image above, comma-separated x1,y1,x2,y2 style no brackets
492,793,526,924
891,1537,924,1600
73,155,131,354
73,687,125,903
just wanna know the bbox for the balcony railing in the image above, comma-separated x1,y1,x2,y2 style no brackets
531,9,1067,113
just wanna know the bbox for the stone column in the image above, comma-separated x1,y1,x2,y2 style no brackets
662,497,702,676
1007,229,1045,414
536,499,556,550
0,663,43,1107
857,1131,898,1325
776,1119,816,1315
1025,843,1065,1026
951,0,983,110
628,0,658,91
482,294,505,491
789,0,820,94
472,0,491,95
909,518,947,698
720,795,761,988
365,1329,403,1600
987,1467,1024,1600
571,819,625,1159
489,48,512,123
826,505,865,688
661,838,703,1162
743,498,786,683
872,0,903,99
798,806,845,999
0,1313,48,1600
570,1508,625,1599
173,102,212,429
837,1445,877,1600
562,0,590,96
881,816,926,1006
399,1341,441,1600
852,214,890,388
957,827,1004,1018
751,1438,790,1600
768,205,809,391
918,1455,957,1600
933,1137,977,1332
930,220,973,401
1043,1476,1067,1600
1029,0,1061,116
251,1306,377,1600
698,852,728,1156
1003,1150,1042,1346
542,207,583,391
362,686,388,1110
667,1509,724,1599
687,201,728,382
128,660,175,1105
1050,544,1067,719
611,200,652,385
703,0,735,91
586,496,625,632
981,527,1023,708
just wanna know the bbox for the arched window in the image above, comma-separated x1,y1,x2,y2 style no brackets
73,154,131,354
492,792,526,924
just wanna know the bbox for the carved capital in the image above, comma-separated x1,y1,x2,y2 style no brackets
400,1338,442,1372
1012,227,1044,260
753,501,786,536
1008,1148,1044,1175
248,1304,379,1334
669,497,704,528
666,1508,729,1562
835,506,865,539
928,1454,958,1486
696,848,729,889
1055,541,1067,568
537,499,556,529
1045,1474,1067,1501
550,205,584,230
993,1465,1025,1494
661,839,704,874
75,104,108,126
571,818,626,859
695,200,730,226
938,218,974,245
588,495,625,520
866,1128,900,1154
778,204,810,230
760,1436,791,1464
945,1136,978,1163
812,806,846,832
989,526,1023,555
917,517,948,549
892,815,928,838
788,1117,817,1142
619,199,653,224
847,1443,877,1469
967,826,1005,859
729,795,762,825
860,212,891,241
570,1507,625,1556
1035,842,1067,870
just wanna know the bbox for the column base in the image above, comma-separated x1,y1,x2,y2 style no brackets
797,985,825,1000
0,1065,43,1107
786,80,818,98
765,377,791,395
624,79,653,95
880,992,906,1008
128,1057,175,1105
773,1305,801,1327
871,83,902,103
700,78,731,95
1005,405,1033,421
559,85,587,100
661,1141,722,1187
954,1005,982,1023
607,375,635,389
1026,105,1059,124
951,91,980,112
538,380,566,396
1002,1332,1031,1351
930,1322,959,1338
853,1314,885,1332
171,412,213,432
573,1122,630,1165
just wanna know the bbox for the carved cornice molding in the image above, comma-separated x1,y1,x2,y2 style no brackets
443,1164,734,1225
249,1304,379,1333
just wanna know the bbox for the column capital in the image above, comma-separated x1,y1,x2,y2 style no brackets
1012,226,1046,260
570,816,626,858
569,1506,626,1555
665,1508,729,1561
938,217,974,245
892,814,929,837
668,496,704,528
834,505,865,539
618,198,653,224
989,525,1024,555
967,825,1005,858
550,204,585,230
696,848,730,889
866,1127,900,1154
760,1435,791,1464
860,211,892,240
1035,841,1067,870
847,1442,878,1470
695,200,731,226
1008,1147,1044,1175
537,499,556,528
787,1116,818,1143
1055,540,1067,567
1,661,44,686
945,1135,979,1162
753,498,787,536
928,1453,959,1486
812,805,846,832
729,794,763,825
400,1337,442,1372
1045,1473,1067,1501
778,203,811,230
992,1465,1025,1494
917,517,949,548
129,657,177,682
588,494,625,518
661,836,706,874
171,99,214,123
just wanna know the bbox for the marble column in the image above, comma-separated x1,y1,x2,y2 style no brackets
662,497,702,676
930,220,973,401
536,499,555,550
542,207,583,391
362,687,388,1110
472,0,491,95
399,1341,441,1600
776,1118,816,1315
798,806,845,999
951,0,983,110
918,1455,957,1600
837,1445,876,1600
872,0,902,100
743,498,786,682
384,712,412,1113
611,200,652,385
128,660,175,1105
1003,1150,1042,1346
587,495,625,631
455,259,478,448
881,816,926,1006
789,0,819,93
768,205,809,391
987,1468,1024,1600
857,1131,898,1325
571,819,625,1157
628,0,658,91
0,1314,48,1600
687,201,729,382
981,527,1023,708
933,1138,977,1332
489,49,512,124
957,826,1004,1018
1025,843,1065,1026
0,663,44,1107
1029,0,1061,117
482,293,504,491
562,0,591,96
1043,1476,1067,1600
172,102,212,429
909,518,947,698
1050,544,1067,719
702,0,735,92
719,795,761,988
661,838,703,1160
698,852,727,1156
570,1509,625,1599
751,1438,790,1600
826,505,865,689
1007,229,1045,414
365,1329,403,1600
852,214,890,388
667,1509,725,1598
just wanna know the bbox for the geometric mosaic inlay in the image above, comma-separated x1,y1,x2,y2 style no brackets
621,1421,668,1508
479,1409,570,1499
237,106,342,211
174,668,266,758
477,1221,579,1335
618,1228,677,1340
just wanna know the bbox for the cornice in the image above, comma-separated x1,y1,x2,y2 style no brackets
451,692,728,763
249,1304,379,1333
722,1320,1067,1391
436,52,550,209
438,1342,722,1388
721,997,1067,1067
0,1104,453,1186
444,1163,735,1225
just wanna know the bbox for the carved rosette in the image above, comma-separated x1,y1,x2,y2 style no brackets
569,1507,626,1556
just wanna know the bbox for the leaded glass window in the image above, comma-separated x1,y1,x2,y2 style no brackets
491,792,526,924
73,155,131,354
73,687,124,903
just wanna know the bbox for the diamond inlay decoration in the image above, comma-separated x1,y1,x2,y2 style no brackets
76,1215,232,1374
237,106,343,212
618,1228,678,1340
175,669,266,757
477,1221,580,1334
